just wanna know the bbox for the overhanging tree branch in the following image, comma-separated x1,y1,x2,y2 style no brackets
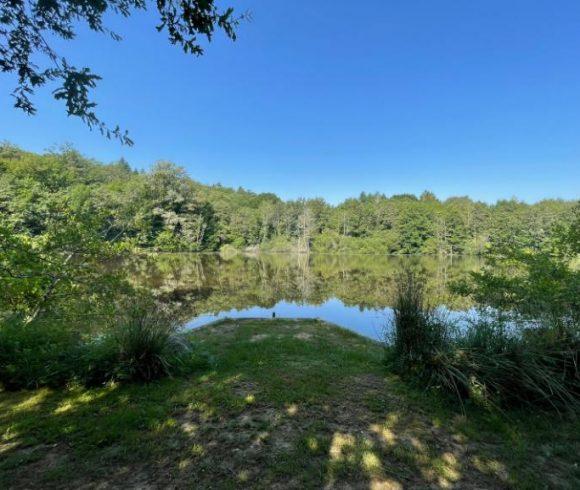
0,1,244,145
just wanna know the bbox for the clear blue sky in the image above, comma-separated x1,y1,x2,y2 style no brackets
1,0,579,204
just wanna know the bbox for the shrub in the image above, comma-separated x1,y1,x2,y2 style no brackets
260,235,297,253
0,317,82,390
219,244,239,258
77,334,122,387
386,269,580,412
454,209,580,337
0,304,211,390
112,305,190,381
80,302,209,385
428,322,580,411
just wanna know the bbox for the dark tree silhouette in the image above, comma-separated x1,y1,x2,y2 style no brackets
0,1,242,145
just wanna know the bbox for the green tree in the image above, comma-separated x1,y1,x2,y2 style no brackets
141,162,216,251
0,194,124,322
458,205,580,335
396,202,434,254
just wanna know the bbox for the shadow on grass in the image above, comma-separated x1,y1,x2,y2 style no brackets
1,319,578,489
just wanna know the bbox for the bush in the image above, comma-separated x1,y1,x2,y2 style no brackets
77,334,122,387
79,302,211,385
219,244,239,258
426,322,580,411
0,304,211,390
260,236,297,253
0,317,82,390
386,269,580,412
110,304,191,382
311,230,398,255
454,209,580,337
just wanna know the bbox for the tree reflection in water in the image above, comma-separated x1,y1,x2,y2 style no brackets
121,253,481,339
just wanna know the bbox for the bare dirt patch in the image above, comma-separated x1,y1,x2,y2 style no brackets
250,333,270,342
4,443,71,489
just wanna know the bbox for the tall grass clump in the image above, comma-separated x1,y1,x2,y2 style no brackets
81,301,209,385
385,268,580,413
0,300,210,390
455,318,579,411
385,268,469,404
114,311,187,381
388,268,452,370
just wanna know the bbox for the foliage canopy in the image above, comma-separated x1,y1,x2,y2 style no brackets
0,0,240,144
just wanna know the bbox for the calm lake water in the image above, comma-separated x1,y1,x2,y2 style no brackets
125,253,482,341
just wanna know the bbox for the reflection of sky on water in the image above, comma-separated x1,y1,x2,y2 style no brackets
125,254,483,338
184,298,480,341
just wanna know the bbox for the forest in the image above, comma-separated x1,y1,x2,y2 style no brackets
1,143,576,256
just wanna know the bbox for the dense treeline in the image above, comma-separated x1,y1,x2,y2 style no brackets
1,143,577,255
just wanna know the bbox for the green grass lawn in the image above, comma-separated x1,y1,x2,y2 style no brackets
1,319,578,489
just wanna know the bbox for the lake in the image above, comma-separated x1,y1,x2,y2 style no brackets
125,253,482,340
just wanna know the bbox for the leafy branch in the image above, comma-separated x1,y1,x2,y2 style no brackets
1,1,243,145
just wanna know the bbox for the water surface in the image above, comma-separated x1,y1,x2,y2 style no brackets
125,253,481,340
